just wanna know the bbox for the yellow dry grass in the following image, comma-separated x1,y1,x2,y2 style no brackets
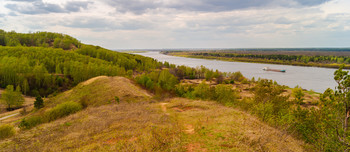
0,76,312,151
46,76,152,108
0,102,183,151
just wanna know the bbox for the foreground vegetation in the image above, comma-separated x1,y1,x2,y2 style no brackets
0,76,306,151
1,30,350,151
163,50,350,69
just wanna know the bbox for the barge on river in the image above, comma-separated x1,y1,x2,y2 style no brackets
263,67,286,73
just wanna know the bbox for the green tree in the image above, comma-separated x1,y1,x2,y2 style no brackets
328,66,350,149
213,84,237,104
292,86,305,104
34,96,44,109
158,70,178,91
205,70,214,81
1,85,24,110
22,79,29,95
193,81,211,100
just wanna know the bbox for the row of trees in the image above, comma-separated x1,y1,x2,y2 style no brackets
192,52,350,64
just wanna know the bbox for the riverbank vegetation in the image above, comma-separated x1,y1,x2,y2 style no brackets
163,50,350,69
1,30,350,151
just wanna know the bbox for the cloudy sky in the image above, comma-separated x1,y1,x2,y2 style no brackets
0,0,349,49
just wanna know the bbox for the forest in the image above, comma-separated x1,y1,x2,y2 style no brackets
0,30,162,96
163,51,350,69
1,30,350,151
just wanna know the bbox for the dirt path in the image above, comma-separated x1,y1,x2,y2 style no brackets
184,124,194,134
160,102,195,135
160,103,168,112
0,113,19,121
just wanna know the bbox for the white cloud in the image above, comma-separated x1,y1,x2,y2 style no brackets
0,0,349,49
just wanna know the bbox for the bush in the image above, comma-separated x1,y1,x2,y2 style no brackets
34,96,44,109
254,102,274,123
292,86,305,105
19,116,43,129
213,84,237,104
79,95,89,108
175,84,195,98
193,81,211,100
231,71,244,81
114,96,120,104
0,124,15,139
45,101,82,122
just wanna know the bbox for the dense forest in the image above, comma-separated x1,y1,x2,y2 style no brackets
0,29,80,50
0,30,163,96
2,30,350,151
163,51,350,69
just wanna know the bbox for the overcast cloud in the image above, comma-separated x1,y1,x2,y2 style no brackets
0,0,349,49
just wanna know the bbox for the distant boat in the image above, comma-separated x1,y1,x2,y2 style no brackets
263,67,286,73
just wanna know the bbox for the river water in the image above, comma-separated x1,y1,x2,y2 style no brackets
135,51,339,93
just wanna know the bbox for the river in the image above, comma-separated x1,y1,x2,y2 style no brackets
135,51,339,93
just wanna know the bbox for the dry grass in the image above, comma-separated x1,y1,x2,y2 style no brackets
0,76,312,151
166,98,308,152
46,76,152,108
0,102,184,152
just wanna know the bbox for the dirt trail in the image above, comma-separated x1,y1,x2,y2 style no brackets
160,102,195,135
184,124,195,134
0,113,19,121
160,103,168,112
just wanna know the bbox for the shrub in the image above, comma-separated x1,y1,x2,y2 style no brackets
0,124,15,139
251,79,290,124
175,84,195,98
292,86,305,105
45,101,82,122
231,71,244,81
241,78,249,84
158,70,178,91
114,96,120,104
193,81,211,100
19,116,43,129
34,96,44,109
213,84,238,104
254,102,274,122
79,96,89,108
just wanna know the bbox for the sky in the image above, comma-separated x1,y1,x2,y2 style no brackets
0,0,349,49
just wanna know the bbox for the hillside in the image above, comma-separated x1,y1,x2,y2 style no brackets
0,76,308,151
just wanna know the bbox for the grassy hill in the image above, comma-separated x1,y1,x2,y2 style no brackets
0,76,308,151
